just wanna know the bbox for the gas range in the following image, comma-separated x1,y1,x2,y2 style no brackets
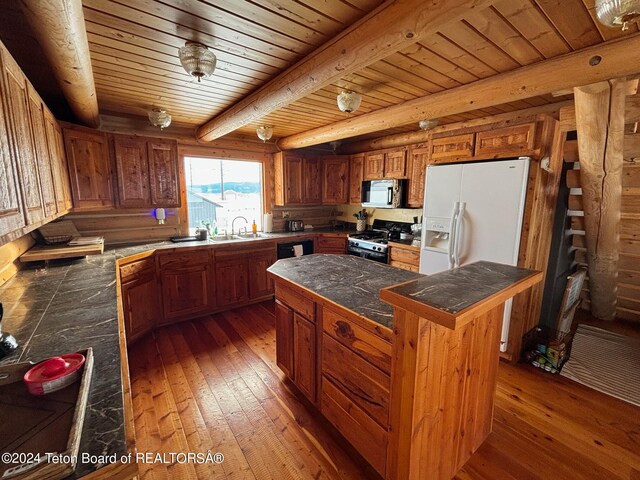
347,234,389,253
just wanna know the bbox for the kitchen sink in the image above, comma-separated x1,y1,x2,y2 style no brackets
235,233,267,239
210,234,241,241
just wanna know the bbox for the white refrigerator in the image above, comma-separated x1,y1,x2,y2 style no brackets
419,157,530,352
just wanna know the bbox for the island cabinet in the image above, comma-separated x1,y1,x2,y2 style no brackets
320,155,349,204
320,306,392,476
274,282,317,403
119,255,159,345
157,249,215,324
215,245,277,307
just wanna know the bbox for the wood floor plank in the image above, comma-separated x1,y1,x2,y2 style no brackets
129,301,640,480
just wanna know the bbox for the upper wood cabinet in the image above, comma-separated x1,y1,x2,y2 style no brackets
363,148,407,180
349,154,364,205
63,127,114,210
430,133,475,163
364,152,384,180
274,151,322,206
384,149,407,179
26,85,57,218
302,156,321,204
406,144,429,208
1,47,44,226
113,135,180,208
0,52,25,238
113,135,150,208
43,109,72,214
474,123,536,158
147,140,180,207
321,155,349,204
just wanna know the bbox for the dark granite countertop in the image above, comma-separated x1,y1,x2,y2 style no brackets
267,254,423,328
381,261,537,315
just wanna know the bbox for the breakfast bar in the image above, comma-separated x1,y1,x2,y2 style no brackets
268,255,543,480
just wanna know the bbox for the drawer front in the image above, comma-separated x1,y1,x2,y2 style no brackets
321,378,387,476
322,334,390,427
119,257,155,283
158,249,210,269
323,307,391,374
275,283,315,320
389,246,420,265
317,236,347,249
215,245,275,261
389,260,419,272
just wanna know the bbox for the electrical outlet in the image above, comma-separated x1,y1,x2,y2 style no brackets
282,211,290,219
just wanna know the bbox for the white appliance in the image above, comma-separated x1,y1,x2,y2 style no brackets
419,158,530,352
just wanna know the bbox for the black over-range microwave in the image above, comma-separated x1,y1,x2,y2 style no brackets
361,179,406,209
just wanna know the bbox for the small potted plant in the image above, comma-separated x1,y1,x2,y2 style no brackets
353,209,368,232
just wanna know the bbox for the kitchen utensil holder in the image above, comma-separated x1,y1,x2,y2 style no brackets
356,219,367,232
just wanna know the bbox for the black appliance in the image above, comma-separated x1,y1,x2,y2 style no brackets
286,220,305,232
347,219,413,263
361,179,406,209
277,239,314,259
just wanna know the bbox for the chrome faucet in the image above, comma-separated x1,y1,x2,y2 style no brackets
231,216,248,235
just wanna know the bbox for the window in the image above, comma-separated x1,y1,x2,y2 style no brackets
184,157,263,235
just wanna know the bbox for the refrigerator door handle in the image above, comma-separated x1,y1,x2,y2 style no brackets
387,187,393,205
453,202,466,268
447,202,460,269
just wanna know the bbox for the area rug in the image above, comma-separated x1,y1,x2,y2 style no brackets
560,324,640,407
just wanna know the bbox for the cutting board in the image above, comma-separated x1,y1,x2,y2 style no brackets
0,349,94,480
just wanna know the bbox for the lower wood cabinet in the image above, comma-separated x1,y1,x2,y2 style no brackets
293,312,316,402
216,258,249,307
121,275,158,344
158,250,215,324
316,234,347,254
388,244,420,272
249,252,277,298
275,300,294,379
215,247,276,307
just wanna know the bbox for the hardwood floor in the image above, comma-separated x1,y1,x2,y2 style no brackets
129,301,640,480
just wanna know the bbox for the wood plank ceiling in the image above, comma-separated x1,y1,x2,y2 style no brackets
3,0,639,143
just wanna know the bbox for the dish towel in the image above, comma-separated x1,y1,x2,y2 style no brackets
293,245,304,257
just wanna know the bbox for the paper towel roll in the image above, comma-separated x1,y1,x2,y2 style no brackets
263,213,273,233
293,244,303,257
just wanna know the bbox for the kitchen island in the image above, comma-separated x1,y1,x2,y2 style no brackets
268,255,542,480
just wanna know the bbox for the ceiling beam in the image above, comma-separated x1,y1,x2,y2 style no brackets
19,0,99,127
195,0,495,142
277,34,640,150
574,79,626,321
339,101,572,153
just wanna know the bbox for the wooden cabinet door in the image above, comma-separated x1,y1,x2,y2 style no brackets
27,86,57,218
474,123,536,158
284,154,303,205
316,235,347,254
53,124,73,210
275,300,294,380
384,149,406,179
294,312,316,402
160,260,214,323
216,258,249,307
363,152,384,180
321,156,349,204
148,139,180,207
122,271,159,344
113,135,150,208
248,252,276,299
430,134,475,163
63,127,113,210
0,52,25,237
1,49,43,225
43,109,70,214
302,156,321,204
349,154,364,204
406,145,429,208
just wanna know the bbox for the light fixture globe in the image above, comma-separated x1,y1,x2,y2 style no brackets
337,90,362,113
148,108,172,130
256,125,273,142
178,41,217,82
418,118,439,131
595,0,640,30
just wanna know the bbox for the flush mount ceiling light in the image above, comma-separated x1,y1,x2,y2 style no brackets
178,41,217,82
418,118,439,131
595,0,640,30
256,125,273,142
148,108,172,130
337,90,362,113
